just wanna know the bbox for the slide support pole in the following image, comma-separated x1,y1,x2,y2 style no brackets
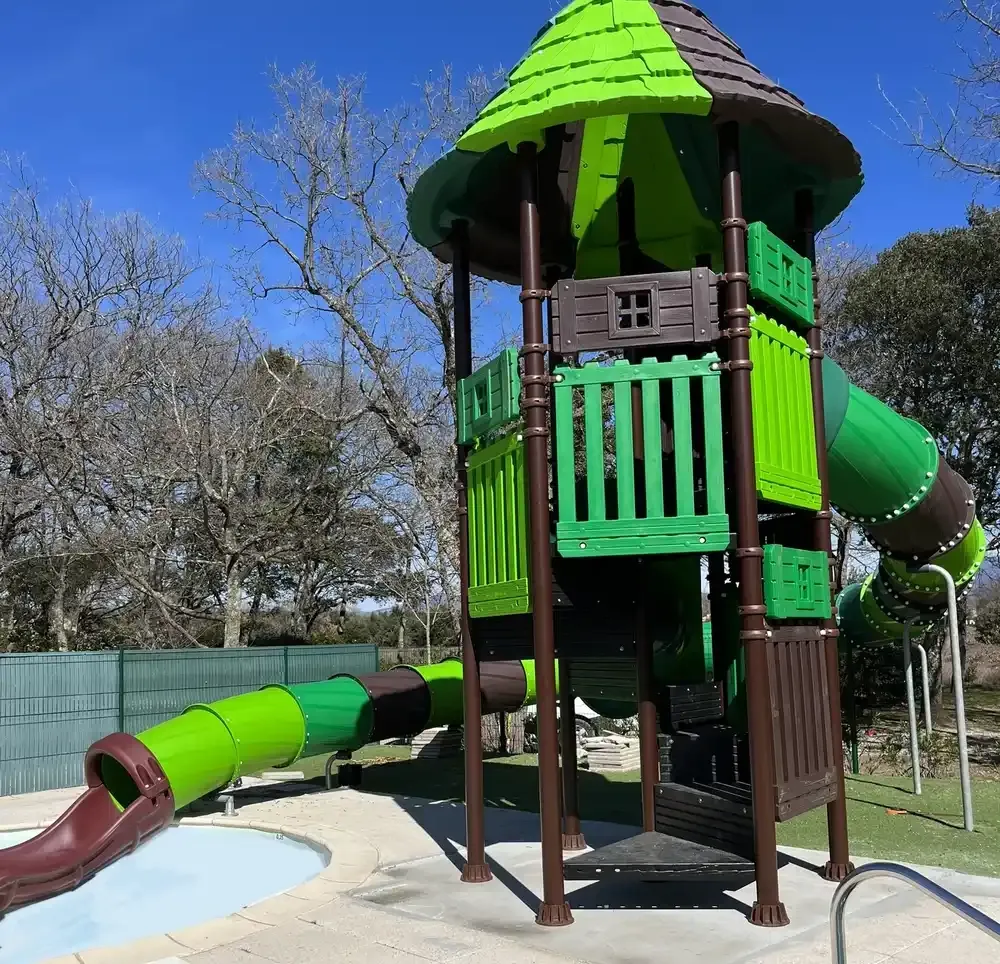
915,644,933,734
918,564,973,831
902,620,922,795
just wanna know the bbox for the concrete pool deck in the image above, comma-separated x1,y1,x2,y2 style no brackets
2,779,998,964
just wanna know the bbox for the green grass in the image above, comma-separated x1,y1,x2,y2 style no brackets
294,749,1000,877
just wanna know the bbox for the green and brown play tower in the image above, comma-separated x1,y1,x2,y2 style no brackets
408,0,986,928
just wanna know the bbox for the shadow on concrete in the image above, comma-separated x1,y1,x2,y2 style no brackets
382,776,757,917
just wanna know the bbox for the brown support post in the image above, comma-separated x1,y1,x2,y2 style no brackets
794,189,855,883
718,121,788,928
453,220,492,885
635,580,659,832
558,659,586,850
518,141,573,927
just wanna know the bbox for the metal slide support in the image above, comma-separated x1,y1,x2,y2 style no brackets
831,862,1000,964
917,564,973,831
915,643,933,734
901,620,921,795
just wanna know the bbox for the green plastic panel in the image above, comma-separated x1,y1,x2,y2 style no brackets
287,677,374,756
837,577,901,647
762,544,832,620
822,355,851,446
882,519,987,599
520,659,538,706
702,621,714,680
410,660,465,728
137,705,238,811
553,354,729,558
467,431,532,617
749,310,821,510
456,0,711,154
746,222,815,328
827,383,939,522
457,348,520,446
187,687,306,777
573,114,628,279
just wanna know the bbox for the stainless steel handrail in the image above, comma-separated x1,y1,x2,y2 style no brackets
831,862,1000,964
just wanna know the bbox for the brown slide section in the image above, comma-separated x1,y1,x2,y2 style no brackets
0,733,174,914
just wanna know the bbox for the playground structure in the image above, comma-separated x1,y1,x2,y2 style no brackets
405,0,987,928
0,0,987,935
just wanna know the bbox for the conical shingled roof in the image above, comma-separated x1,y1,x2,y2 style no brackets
407,0,862,285
648,1,859,177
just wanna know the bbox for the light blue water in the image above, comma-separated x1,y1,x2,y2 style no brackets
0,825,327,964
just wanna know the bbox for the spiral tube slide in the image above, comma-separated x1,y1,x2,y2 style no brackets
822,357,987,646
0,657,539,913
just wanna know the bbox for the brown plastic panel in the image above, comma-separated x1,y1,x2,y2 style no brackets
480,660,527,714
356,669,431,741
0,733,174,913
867,460,974,559
648,1,860,180
550,268,719,354
764,627,838,822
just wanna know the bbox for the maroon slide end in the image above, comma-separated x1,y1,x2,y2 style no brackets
0,733,174,914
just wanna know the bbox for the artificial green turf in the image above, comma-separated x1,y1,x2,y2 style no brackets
293,749,1000,877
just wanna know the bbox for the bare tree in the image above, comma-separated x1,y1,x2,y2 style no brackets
195,66,495,631
884,1,1000,180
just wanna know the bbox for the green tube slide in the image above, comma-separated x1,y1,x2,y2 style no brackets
823,357,986,647
127,656,537,812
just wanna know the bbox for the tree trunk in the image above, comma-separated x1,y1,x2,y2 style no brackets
47,559,71,652
425,588,432,665
223,564,244,648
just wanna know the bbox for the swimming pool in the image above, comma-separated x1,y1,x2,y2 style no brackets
0,824,327,964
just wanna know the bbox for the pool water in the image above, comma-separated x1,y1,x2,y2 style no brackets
0,824,327,964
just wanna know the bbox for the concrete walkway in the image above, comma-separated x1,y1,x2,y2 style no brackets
2,780,999,964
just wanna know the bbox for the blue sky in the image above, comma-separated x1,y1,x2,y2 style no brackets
1,0,993,344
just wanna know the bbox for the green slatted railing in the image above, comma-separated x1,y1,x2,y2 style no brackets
553,354,730,558
467,430,532,617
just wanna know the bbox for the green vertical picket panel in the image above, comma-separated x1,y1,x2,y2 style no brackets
555,380,577,524
552,354,730,557
467,430,532,617
672,373,695,517
749,309,822,510
641,374,664,518
484,456,497,586
584,381,606,522
613,380,635,519
702,373,726,516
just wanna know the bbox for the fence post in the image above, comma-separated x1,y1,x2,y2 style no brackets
117,649,126,733
283,646,290,685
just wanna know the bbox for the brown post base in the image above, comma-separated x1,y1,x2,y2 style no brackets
537,901,574,927
749,901,790,927
822,859,855,882
561,832,587,851
461,862,493,884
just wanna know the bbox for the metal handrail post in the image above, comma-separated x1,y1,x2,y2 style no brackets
901,620,921,795
831,862,1000,964
917,564,972,831
914,642,932,734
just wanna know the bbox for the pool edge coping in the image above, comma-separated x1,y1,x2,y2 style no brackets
3,813,382,964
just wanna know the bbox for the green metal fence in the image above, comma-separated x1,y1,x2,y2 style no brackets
0,645,377,797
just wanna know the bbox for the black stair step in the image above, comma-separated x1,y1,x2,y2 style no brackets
563,831,755,883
